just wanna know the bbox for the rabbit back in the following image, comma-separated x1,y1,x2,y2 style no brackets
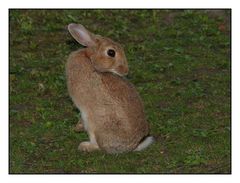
66,50,149,153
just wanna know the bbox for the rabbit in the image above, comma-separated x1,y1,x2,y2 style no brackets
66,23,154,154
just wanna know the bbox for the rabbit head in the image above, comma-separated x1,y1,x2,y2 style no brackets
68,23,129,76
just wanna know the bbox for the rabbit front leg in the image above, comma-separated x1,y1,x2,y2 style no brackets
78,128,100,152
74,110,88,132
78,141,99,152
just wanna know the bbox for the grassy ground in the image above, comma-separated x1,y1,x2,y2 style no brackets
9,9,231,173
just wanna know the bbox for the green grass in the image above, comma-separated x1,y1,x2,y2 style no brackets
9,9,231,173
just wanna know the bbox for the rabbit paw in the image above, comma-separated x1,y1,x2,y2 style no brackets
78,141,99,152
74,120,85,132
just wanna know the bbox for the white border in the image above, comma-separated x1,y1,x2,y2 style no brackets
0,0,233,9
0,3,9,177
1,1,239,183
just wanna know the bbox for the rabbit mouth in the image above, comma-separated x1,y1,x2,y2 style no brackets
109,69,128,77
93,64,128,77
110,70,124,77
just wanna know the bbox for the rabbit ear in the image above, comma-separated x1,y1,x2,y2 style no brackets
68,23,96,47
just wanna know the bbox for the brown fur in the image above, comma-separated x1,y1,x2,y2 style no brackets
66,24,150,153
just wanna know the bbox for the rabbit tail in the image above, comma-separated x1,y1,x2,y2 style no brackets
134,136,155,152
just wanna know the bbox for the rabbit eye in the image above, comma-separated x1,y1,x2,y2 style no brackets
107,49,115,57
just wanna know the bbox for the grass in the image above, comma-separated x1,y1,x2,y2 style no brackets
9,9,231,173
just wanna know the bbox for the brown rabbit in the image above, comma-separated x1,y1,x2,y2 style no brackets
66,23,154,154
